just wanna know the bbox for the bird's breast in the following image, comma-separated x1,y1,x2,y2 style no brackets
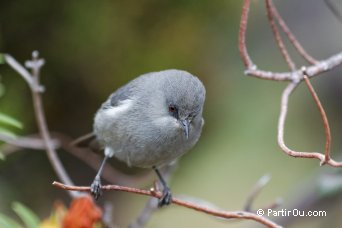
95,108,203,168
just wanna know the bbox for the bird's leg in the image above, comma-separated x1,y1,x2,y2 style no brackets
153,166,172,207
91,155,109,200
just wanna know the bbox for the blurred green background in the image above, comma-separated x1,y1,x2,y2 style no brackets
1,0,342,227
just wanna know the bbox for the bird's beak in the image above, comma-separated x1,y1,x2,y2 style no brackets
179,119,190,139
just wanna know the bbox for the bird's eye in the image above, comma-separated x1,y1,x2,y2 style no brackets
168,104,179,118
168,105,177,113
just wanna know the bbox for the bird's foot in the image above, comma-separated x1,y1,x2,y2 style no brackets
158,186,172,207
90,176,102,200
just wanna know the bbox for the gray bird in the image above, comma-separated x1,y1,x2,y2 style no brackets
86,69,205,206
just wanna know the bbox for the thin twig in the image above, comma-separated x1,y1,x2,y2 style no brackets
243,174,283,213
324,0,342,22
54,133,151,187
277,82,342,167
239,1,342,167
0,132,150,186
5,52,78,198
238,0,342,81
239,0,255,69
244,174,280,212
302,70,331,164
265,0,296,71
244,52,342,81
269,0,318,64
0,133,59,150
28,52,76,197
3,54,43,92
53,181,282,228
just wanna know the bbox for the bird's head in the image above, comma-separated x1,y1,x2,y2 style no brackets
161,70,206,139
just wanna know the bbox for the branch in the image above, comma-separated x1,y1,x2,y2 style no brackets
239,0,255,70
239,0,342,167
52,181,282,228
0,133,59,150
0,132,151,187
324,0,342,22
5,133,280,227
302,70,331,164
4,52,78,198
4,54,43,92
277,81,342,167
267,0,318,64
239,0,342,81
244,174,282,213
265,0,296,71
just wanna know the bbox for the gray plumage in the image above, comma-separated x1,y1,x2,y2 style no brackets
93,69,205,168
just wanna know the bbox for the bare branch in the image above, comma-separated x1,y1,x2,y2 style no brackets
53,181,282,228
0,133,59,150
277,82,342,167
0,132,151,187
29,52,77,197
265,0,296,71
277,82,298,153
239,0,256,70
268,0,318,64
302,70,331,164
244,174,271,211
4,54,43,92
239,0,342,167
5,52,78,198
324,0,342,22
239,0,342,81
245,52,342,81
244,174,283,214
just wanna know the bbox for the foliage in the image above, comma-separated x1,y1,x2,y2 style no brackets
0,113,23,131
0,70,23,136
0,202,39,228
0,197,103,228
62,196,102,228
0,71,23,159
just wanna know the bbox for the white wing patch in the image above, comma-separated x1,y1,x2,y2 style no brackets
94,99,134,134
103,99,133,119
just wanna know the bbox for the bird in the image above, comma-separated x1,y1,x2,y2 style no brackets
81,69,205,207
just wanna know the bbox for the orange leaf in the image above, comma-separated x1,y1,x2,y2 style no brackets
63,196,102,228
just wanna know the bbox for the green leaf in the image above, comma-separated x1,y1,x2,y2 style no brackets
12,202,40,228
0,127,17,138
0,213,22,228
0,54,4,64
0,113,23,129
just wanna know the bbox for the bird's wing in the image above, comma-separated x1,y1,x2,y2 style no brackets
72,78,141,150
108,81,138,107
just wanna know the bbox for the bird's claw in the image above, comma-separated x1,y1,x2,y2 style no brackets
90,176,102,200
158,186,172,207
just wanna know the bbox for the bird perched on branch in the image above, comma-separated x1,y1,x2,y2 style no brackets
76,69,205,206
